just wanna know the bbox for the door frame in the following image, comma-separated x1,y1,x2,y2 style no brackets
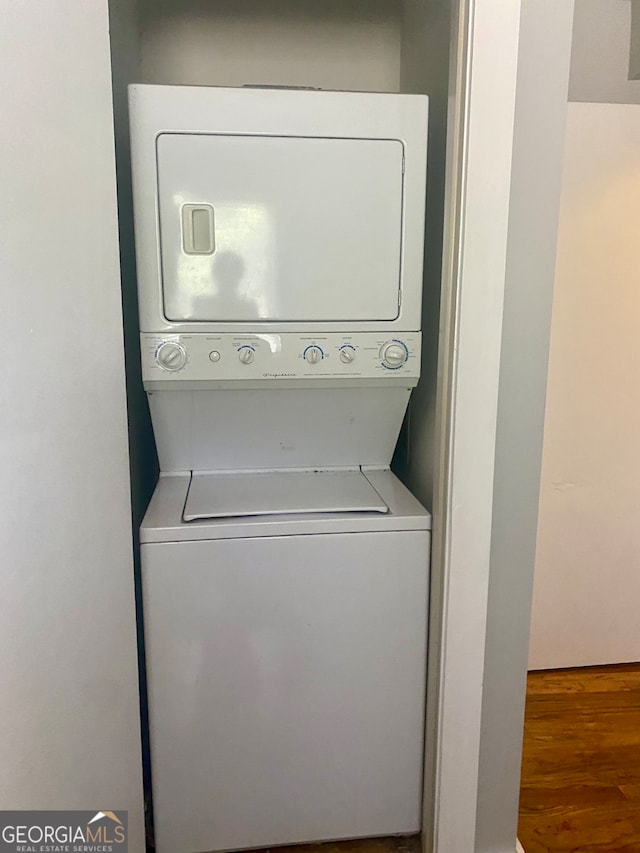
423,1,522,850
423,2,575,851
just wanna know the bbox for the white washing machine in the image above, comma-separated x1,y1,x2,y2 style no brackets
130,84,430,853
141,469,430,853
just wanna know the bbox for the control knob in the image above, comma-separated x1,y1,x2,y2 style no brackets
155,340,187,372
380,340,408,369
238,347,255,365
339,346,356,364
304,346,324,364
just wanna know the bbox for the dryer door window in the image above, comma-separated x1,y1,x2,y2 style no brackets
156,133,404,323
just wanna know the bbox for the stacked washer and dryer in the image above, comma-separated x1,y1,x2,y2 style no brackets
129,84,431,853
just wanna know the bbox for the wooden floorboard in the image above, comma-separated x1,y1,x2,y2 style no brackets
518,663,640,853
253,837,421,853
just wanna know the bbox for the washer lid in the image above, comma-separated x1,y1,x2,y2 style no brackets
183,469,388,522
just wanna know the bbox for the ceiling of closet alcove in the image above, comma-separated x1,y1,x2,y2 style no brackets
137,0,403,93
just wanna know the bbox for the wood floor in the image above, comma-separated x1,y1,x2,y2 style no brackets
518,663,640,853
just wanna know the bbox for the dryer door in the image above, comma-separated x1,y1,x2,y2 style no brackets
156,133,404,323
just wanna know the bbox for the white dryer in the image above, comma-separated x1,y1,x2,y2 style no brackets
129,84,430,853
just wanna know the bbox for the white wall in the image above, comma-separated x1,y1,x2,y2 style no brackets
138,0,401,92
0,0,144,845
529,102,640,669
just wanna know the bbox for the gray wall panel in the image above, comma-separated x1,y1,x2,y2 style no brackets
569,0,640,104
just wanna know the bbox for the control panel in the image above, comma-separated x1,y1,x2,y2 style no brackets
141,332,421,384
